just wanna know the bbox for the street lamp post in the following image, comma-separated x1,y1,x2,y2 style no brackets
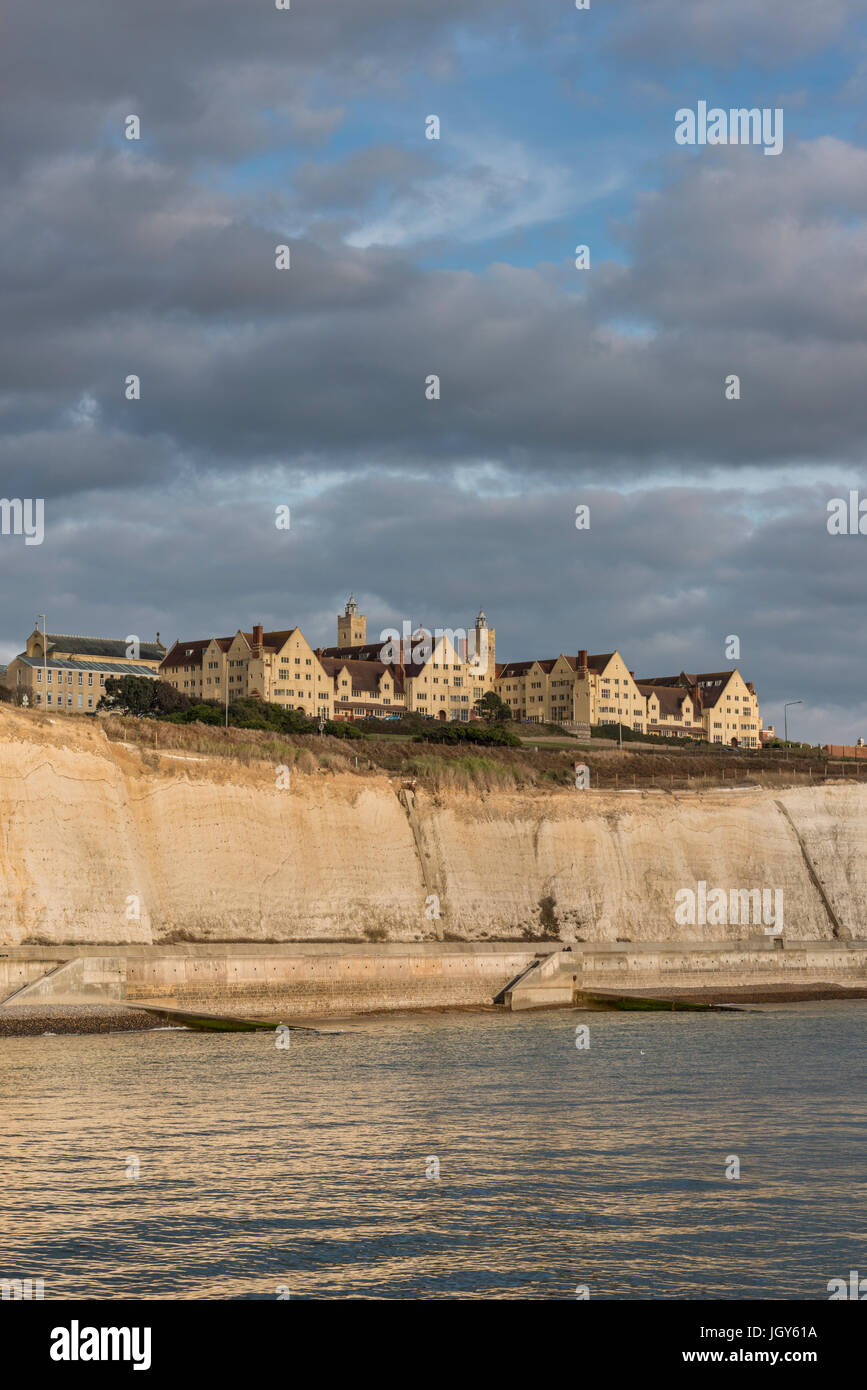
37,613,46,709
784,700,803,757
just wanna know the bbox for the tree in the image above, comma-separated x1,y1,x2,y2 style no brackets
99,675,156,715
151,680,191,716
474,690,511,723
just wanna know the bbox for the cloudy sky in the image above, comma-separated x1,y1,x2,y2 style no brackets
2,0,867,742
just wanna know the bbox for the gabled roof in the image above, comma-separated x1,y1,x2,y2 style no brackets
41,633,165,660
246,629,299,651
497,658,555,678
318,640,439,679
320,656,405,695
636,682,694,717
496,652,617,679
587,652,616,672
639,670,741,709
160,639,214,669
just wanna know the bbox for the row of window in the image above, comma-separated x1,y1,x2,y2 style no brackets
35,691,94,708
35,669,104,685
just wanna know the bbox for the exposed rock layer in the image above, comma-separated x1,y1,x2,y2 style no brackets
1,708,864,946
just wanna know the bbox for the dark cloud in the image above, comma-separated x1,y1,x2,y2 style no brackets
2,473,865,742
606,0,860,69
2,1,866,747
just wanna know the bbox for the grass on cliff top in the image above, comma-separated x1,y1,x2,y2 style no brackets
103,715,559,789
97,714,842,792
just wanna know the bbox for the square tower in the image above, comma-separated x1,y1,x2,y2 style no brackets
337,594,367,648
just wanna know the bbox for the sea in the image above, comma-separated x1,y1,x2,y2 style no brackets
1,1001,864,1299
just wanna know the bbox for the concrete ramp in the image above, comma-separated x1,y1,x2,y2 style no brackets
504,948,579,1010
1,956,125,1005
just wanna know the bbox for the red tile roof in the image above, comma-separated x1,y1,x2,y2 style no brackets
320,656,405,695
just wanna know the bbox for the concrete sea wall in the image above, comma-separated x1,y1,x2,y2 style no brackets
3,941,866,1019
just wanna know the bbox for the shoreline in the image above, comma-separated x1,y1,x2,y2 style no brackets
2,984,867,1037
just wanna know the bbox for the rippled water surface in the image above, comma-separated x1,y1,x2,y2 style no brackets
1,1002,865,1299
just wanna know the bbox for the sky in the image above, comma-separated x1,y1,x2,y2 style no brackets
2,0,867,743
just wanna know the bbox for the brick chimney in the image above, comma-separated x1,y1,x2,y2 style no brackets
252,624,263,655
578,649,588,668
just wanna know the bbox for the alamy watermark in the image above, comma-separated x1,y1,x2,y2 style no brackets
379,623,489,674
827,492,867,535
675,102,783,157
0,498,44,545
2,1277,44,1299
827,1269,867,1299
674,881,783,935
50,1322,151,1370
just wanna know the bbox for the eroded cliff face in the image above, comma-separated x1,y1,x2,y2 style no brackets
0,708,864,945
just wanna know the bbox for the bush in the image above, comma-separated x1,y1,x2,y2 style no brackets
325,719,364,739
163,702,223,725
358,712,426,736
419,722,521,747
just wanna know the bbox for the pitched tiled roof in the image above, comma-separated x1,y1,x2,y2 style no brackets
160,639,213,670
320,656,405,695
587,652,615,672
43,634,166,660
497,652,615,679
244,629,299,652
636,682,693,717
639,670,739,709
497,659,555,678
318,641,434,679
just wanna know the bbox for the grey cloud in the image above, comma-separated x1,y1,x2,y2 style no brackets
1,0,553,172
5,127,867,495
606,0,859,68
1,474,865,740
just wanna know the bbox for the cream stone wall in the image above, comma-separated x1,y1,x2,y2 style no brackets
404,632,476,721
592,652,646,731
496,650,647,730
699,669,761,748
